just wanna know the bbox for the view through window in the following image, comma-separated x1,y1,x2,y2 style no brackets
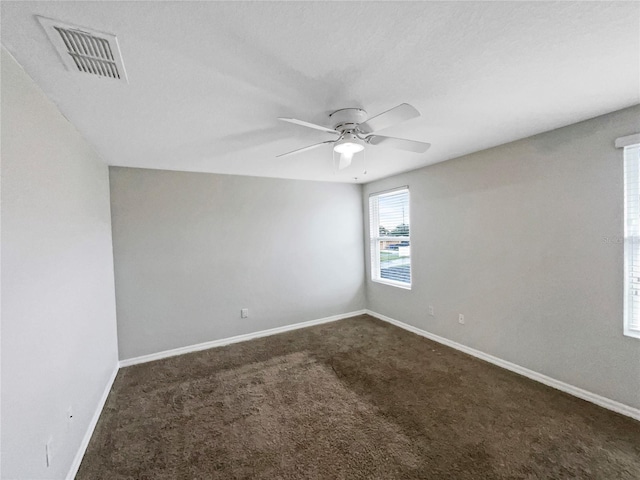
624,144,640,338
369,187,411,288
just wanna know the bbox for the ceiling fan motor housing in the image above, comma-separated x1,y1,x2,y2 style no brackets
329,108,368,131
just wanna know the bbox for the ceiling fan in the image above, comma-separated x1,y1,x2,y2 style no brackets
277,103,430,170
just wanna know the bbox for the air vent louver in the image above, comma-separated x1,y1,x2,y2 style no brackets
54,27,120,78
37,16,128,83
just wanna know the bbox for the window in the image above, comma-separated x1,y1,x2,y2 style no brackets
624,143,640,338
369,187,411,288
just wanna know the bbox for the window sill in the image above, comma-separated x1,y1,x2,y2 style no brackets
623,329,640,339
371,278,412,290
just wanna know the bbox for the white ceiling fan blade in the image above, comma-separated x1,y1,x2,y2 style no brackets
278,117,340,135
338,152,353,170
276,140,335,158
359,103,420,134
366,135,431,153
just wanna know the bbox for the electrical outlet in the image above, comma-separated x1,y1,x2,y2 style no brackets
241,308,249,318
458,314,465,325
428,306,434,316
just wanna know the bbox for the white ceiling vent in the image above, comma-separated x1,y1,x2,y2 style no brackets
37,16,128,82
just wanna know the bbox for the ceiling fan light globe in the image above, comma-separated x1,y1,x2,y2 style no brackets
334,133,364,155
334,142,364,154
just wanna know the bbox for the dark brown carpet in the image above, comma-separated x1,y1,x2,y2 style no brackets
77,315,640,479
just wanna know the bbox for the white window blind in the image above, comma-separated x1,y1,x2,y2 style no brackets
624,144,640,338
369,187,411,288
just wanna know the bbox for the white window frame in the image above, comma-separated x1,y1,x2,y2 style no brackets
622,139,640,339
369,187,411,289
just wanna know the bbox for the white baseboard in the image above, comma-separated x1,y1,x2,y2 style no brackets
119,310,367,368
66,363,119,480
366,310,640,422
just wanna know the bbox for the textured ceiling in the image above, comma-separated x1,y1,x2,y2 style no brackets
2,1,639,183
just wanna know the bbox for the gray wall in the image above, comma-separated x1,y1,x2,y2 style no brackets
363,105,640,409
1,48,119,479
110,167,365,360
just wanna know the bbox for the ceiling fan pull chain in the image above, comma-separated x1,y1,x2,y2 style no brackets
362,148,367,175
